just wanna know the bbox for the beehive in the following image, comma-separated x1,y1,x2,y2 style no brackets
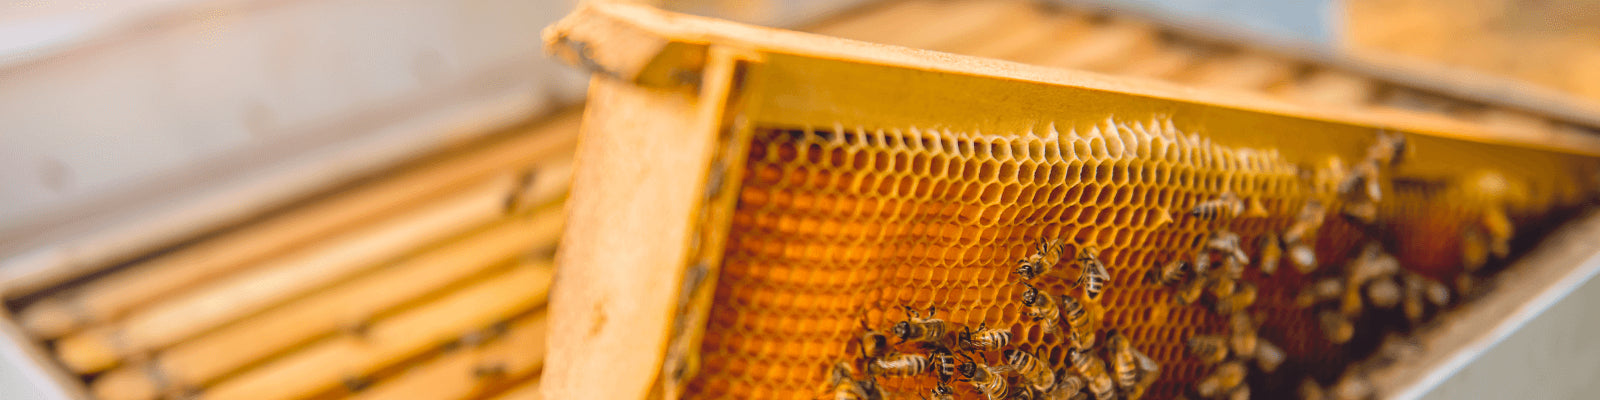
0,110,580,400
543,4,1600,400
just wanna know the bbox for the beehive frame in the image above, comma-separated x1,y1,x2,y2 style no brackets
0,110,582,399
544,4,1600,399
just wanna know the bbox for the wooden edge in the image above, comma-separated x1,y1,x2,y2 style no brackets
1362,210,1600,399
544,3,1600,157
542,45,731,397
0,310,88,399
654,46,762,399
1031,0,1600,131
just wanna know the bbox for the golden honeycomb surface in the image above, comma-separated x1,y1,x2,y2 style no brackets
683,116,1593,399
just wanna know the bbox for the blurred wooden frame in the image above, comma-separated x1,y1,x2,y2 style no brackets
543,3,1600,399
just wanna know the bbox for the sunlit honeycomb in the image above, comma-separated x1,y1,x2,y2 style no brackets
682,117,1592,399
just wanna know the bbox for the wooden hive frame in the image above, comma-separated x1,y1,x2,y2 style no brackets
543,3,1600,399
0,110,581,399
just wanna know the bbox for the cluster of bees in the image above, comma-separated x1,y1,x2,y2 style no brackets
826,131,1516,400
1153,132,1426,399
1294,243,1452,344
1144,190,1292,400
823,241,1159,400
1290,132,1502,400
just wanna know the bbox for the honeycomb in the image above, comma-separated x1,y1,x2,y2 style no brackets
682,117,1593,399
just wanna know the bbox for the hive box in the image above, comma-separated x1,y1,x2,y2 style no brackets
542,4,1600,399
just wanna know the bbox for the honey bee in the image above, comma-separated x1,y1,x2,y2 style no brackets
1016,238,1067,281
1214,282,1257,314
1368,131,1408,166
892,305,947,345
1375,333,1421,367
858,319,891,360
1330,373,1373,400
958,322,1013,352
1340,199,1378,225
1207,274,1237,301
1193,252,1213,277
1009,386,1038,400
1288,242,1318,274
1364,278,1401,309
1195,361,1246,398
1176,275,1205,306
1254,340,1285,373
1227,314,1258,358
1220,256,1246,280
957,353,1009,400
1105,333,1139,386
1068,348,1117,400
1004,348,1056,392
1130,349,1161,400
927,382,957,400
1460,227,1491,273
1423,277,1451,307
1106,331,1142,390
1481,206,1513,258
1187,334,1229,364
1076,247,1110,301
872,353,931,377
1340,163,1383,203
1348,243,1399,285
929,345,959,383
1299,379,1327,400
1258,233,1282,275
1019,281,1063,337
1400,273,1450,324
1225,384,1251,400
1283,200,1327,245
1401,279,1426,324
1049,369,1087,399
1148,259,1189,287
1319,310,1354,344
1205,231,1250,265
1060,293,1096,349
1454,274,1476,299
1339,282,1365,317
1190,192,1267,220
824,361,881,400
1296,278,1343,308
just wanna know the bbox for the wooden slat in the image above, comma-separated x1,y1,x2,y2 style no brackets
1029,18,1160,72
917,0,1047,54
88,202,566,400
55,173,527,374
1178,51,1298,91
960,11,1079,61
348,312,548,400
538,56,722,400
802,0,947,43
15,112,580,340
1113,41,1207,80
193,261,554,400
1271,69,1379,107
487,380,542,400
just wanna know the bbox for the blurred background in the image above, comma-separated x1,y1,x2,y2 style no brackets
1,0,1597,399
